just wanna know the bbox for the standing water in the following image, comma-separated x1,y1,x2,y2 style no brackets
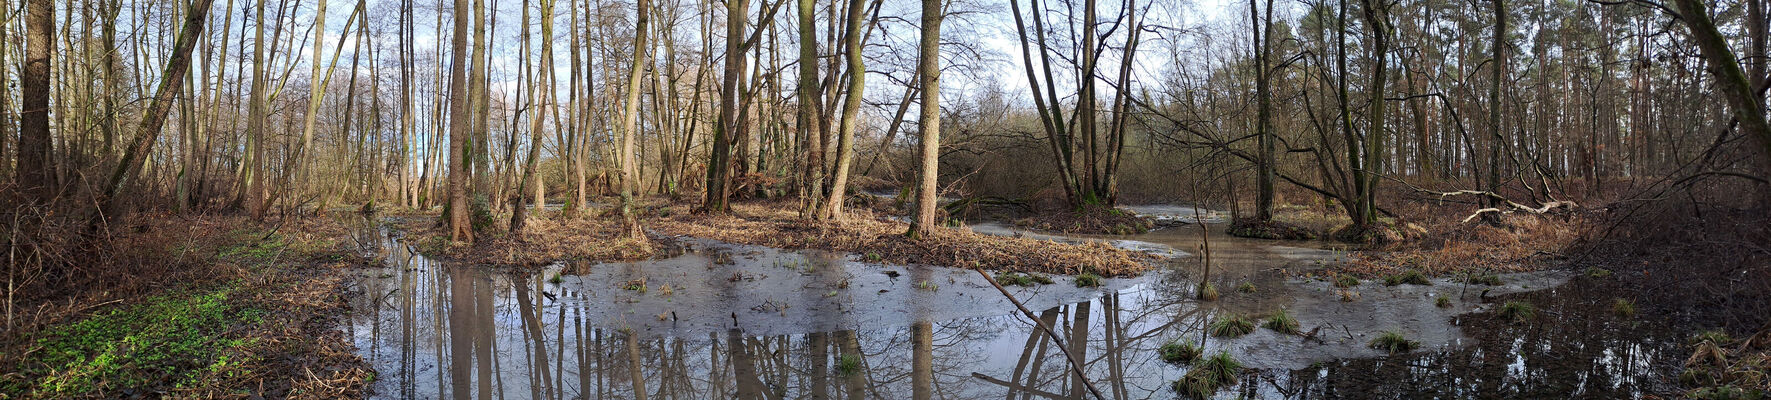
343,218,1686,399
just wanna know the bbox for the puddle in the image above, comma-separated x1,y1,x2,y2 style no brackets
343,223,1685,399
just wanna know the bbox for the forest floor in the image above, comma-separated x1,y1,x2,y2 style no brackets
0,215,376,399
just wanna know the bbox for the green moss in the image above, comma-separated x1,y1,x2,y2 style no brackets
1263,309,1300,334
20,287,265,397
1383,270,1432,286
1368,330,1420,354
1585,267,1613,279
1209,314,1257,337
1499,301,1536,324
1159,340,1203,364
1074,273,1102,288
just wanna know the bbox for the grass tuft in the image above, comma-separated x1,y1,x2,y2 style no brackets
1692,330,1734,346
1236,282,1256,293
1435,295,1452,308
1332,273,1360,288
1209,313,1257,337
1463,274,1504,286
1498,300,1536,323
1368,330,1420,354
1613,298,1636,317
1263,309,1300,334
995,271,1054,286
1074,272,1103,288
1158,340,1203,364
1198,282,1220,301
835,354,862,376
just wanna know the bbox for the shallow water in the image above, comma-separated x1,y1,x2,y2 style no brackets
343,220,1685,399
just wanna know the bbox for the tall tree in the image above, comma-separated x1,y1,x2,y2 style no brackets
617,0,650,238
820,0,867,220
704,0,750,213
1669,0,1771,179
1252,0,1277,222
245,0,271,219
796,0,826,219
448,0,476,242
513,0,556,236
92,0,218,230
18,0,56,203
906,0,943,239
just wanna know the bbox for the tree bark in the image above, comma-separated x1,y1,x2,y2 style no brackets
618,0,651,238
19,0,57,203
92,0,217,230
906,0,943,239
448,0,476,242
821,0,867,220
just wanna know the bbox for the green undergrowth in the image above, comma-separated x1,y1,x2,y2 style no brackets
7,286,267,398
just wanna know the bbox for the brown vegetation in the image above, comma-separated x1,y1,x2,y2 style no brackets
652,201,1156,276
391,212,657,266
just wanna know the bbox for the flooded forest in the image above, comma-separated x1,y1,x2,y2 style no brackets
4,0,1771,398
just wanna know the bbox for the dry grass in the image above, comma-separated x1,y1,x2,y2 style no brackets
1336,213,1582,277
392,214,657,266
653,201,1157,276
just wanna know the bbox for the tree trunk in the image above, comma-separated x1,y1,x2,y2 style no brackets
448,0,476,242
906,0,943,239
92,0,217,231
19,0,57,203
704,0,750,213
1671,0,1771,183
821,0,867,220
796,0,826,219
618,0,651,238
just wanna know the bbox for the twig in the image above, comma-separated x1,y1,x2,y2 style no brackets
973,267,1107,400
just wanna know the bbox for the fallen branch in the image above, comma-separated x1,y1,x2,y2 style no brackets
974,267,1106,400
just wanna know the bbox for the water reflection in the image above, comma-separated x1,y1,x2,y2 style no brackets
345,231,1681,399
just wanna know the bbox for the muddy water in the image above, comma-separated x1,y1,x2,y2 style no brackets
344,219,1685,399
